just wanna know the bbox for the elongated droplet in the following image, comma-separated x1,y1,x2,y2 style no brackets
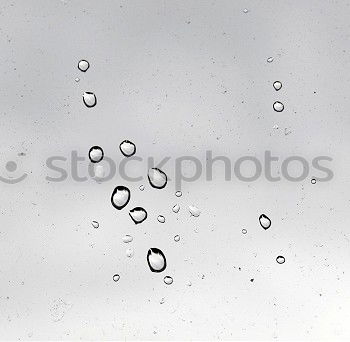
273,81,282,91
172,204,180,213
122,235,133,243
129,207,147,224
259,214,271,229
78,59,90,72
147,248,166,272
267,57,274,63
91,220,99,229
119,140,136,157
157,215,165,223
189,205,201,217
139,185,145,191
174,235,180,242
175,191,182,197
163,276,173,285
273,101,284,112
112,274,120,282
126,248,134,258
276,255,285,264
148,168,167,189
111,186,130,210
89,146,104,163
83,92,97,108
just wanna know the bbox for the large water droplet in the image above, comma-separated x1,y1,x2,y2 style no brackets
273,101,284,112
267,57,274,63
119,140,136,157
126,248,134,258
189,205,201,217
83,92,97,108
88,146,104,163
163,276,173,285
111,186,130,210
175,191,182,197
147,248,166,273
276,255,285,264
148,168,167,189
172,204,180,213
273,81,282,91
112,274,120,282
174,235,180,242
157,215,165,223
259,214,271,229
78,59,90,72
122,235,133,243
91,220,99,229
129,207,147,224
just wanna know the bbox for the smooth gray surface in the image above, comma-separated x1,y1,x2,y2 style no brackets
0,0,350,340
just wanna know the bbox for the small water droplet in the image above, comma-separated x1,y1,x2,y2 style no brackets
139,185,145,191
126,248,134,258
148,168,167,189
119,140,136,157
276,255,285,264
129,207,147,224
111,186,130,210
78,59,90,72
159,297,165,304
91,220,99,229
75,77,80,82
242,228,247,234
187,281,192,287
273,101,284,112
83,92,97,108
259,214,271,229
174,235,180,242
243,8,249,13
112,274,120,282
273,81,282,91
122,235,133,243
273,124,279,130
157,215,165,223
147,248,166,272
163,276,173,285
311,178,316,184
172,204,180,213
175,191,182,197
267,57,274,63
189,205,201,217
88,146,104,163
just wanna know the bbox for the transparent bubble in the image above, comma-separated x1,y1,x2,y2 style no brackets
163,276,173,285
189,205,201,217
148,168,167,189
126,248,134,258
174,235,180,242
311,178,316,184
273,101,284,112
242,228,247,234
78,59,90,72
129,207,147,224
147,248,166,272
267,57,274,63
276,255,285,264
157,215,165,223
83,92,97,108
112,274,120,282
259,214,271,230
273,81,282,91
119,140,136,157
122,235,133,243
91,220,99,229
172,204,180,213
139,185,145,191
111,186,130,210
88,146,104,163
175,191,182,197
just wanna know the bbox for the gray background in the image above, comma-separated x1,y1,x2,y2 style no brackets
0,0,350,340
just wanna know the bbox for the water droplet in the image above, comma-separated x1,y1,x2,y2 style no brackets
276,255,285,264
78,59,90,72
163,276,173,285
119,140,136,157
159,297,165,304
187,281,192,287
273,124,279,130
189,205,201,217
157,215,165,223
112,274,120,282
91,220,99,229
148,168,167,189
126,248,134,258
242,228,247,234
75,77,80,82
259,214,271,230
243,8,249,13
147,248,166,272
139,185,145,191
129,207,147,224
273,101,284,112
273,81,282,91
88,146,104,163
122,235,133,243
175,191,182,197
83,92,97,108
311,178,316,184
172,204,180,213
267,57,274,63
174,235,180,242
111,186,130,210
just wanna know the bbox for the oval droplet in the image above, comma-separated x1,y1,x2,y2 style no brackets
172,204,180,213
267,57,274,63
175,191,182,197
111,186,130,210
147,248,166,273
112,274,120,282
163,276,173,285
88,146,104,163
273,101,284,112
148,168,167,189
126,248,134,258
129,207,147,224
78,59,90,72
83,92,97,108
122,235,133,243
139,185,145,191
174,235,180,242
276,255,285,264
259,214,271,230
311,178,316,184
189,205,201,217
273,81,282,91
157,215,165,223
91,220,99,229
119,140,136,157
